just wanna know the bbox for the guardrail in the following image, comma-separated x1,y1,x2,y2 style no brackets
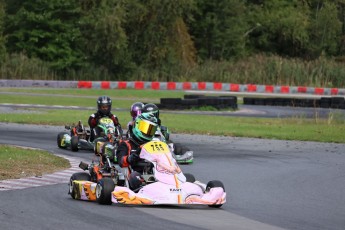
2,79,344,109
76,80,345,96
1,79,345,97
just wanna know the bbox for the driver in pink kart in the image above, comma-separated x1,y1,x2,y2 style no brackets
116,112,158,191
88,96,123,142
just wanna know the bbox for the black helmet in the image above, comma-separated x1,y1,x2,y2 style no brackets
97,96,112,116
142,103,159,119
130,102,144,119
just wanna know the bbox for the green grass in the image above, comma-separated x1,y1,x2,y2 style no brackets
0,144,70,180
0,88,188,108
1,88,345,143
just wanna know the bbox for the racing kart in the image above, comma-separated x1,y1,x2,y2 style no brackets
68,140,226,207
57,120,93,152
153,126,194,164
57,118,120,153
68,146,125,203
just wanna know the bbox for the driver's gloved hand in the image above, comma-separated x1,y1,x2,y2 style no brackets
127,150,140,164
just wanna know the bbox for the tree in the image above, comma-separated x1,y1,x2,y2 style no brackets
5,0,84,71
246,0,310,57
188,0,249,61
0,0,6,63
124,0,196,78
78,0,132,78
306,0,342,58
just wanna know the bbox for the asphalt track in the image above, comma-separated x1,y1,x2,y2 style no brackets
0,122,345,230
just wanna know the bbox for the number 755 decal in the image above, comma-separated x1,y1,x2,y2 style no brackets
144,141,169,154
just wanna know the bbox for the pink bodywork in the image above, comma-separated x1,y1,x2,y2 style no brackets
111,141,227,205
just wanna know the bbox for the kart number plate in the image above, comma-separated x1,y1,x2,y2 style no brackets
99,118,113,124
144,141,170,154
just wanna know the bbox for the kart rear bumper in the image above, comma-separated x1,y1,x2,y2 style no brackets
174,151,194,164
111,182,226,206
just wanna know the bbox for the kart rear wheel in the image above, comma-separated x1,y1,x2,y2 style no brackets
96,178,115,205
71,136,79,152
57,132,68,149
184,173,196,183
206,180,225,208
69,172,91,199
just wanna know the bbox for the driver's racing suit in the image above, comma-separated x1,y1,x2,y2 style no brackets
88,112,123,142
116,137,147,191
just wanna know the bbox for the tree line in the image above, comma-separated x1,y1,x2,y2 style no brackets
0,0,344,87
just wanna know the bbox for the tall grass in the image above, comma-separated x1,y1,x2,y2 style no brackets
186,54,345,87
1,53,345,87
0,53,58,80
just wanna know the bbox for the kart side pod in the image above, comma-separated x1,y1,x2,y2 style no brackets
70,180,97,201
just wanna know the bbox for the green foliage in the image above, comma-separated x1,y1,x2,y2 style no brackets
188,0,248,60
246,0,310,57
306,1,342,58
124,0,196,80
0,0,6,63
79,0,132,79
4,0,84,71
0,52,57,79
1,0,345,86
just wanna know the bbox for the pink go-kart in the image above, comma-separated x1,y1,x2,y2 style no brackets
69,140,226,208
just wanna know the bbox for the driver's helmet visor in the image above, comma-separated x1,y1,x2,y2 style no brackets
101,105,109,110
137,120,157,136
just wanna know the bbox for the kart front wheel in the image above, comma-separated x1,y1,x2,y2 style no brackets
206,180,225,208
96,178,115,205
71,136,79,152
57,132,68,149
69,172,91,199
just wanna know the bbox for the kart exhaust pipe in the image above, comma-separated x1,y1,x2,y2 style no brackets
79,161,89,171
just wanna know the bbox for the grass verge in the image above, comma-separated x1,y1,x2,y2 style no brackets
1,88,345,143
0,108,344,143
0,88,345,181
0,144,70,180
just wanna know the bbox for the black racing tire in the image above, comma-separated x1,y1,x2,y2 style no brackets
184,173,196,183
96,178,115,205
69,172,91,199
71,136,79,152
57,132,68,149
206,180,225,208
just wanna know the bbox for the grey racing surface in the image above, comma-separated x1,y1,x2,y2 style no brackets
0,123,345,230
